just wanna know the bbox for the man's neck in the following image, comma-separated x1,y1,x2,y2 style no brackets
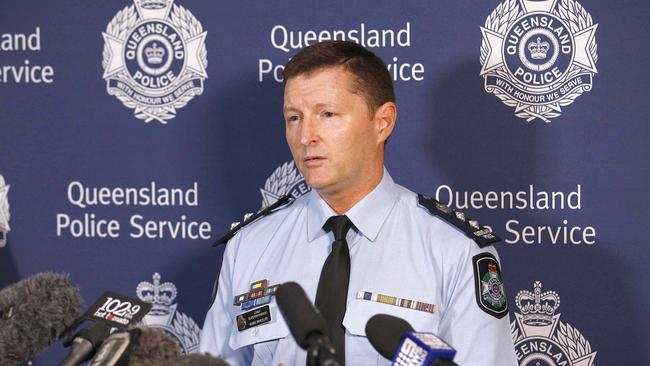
318,169,384,214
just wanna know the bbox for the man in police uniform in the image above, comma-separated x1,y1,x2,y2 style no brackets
200,41,518,365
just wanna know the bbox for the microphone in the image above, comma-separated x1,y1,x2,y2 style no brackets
0,272,82,366
275,282,341,366
59,321,112,366
365,314,458,366
87,326,180,366
172,353,231,366
60,291,152,366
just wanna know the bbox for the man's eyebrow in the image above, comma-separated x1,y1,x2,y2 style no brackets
313,102,335,109
283,102,336,113
283,105,299,113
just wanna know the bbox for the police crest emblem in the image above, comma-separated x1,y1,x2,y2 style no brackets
102,0,207,123
236,314,247,331
472,253,508,318
481,260,507,309
480,0,598,122
511,281,596,366
136,273,201,354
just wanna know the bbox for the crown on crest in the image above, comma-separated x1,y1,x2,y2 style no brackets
528,37,550,59
137,272,177,315
515,281,560,326
137,0,169,10
145,43,165,64
487,261,497,273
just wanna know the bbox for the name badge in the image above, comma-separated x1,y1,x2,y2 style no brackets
236,305,272,332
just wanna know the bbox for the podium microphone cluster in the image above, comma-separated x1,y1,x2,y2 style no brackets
70,324,230,366
58,289,231,366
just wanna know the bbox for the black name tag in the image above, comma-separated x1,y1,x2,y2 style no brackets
236,305,272,332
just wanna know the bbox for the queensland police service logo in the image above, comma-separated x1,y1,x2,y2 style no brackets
511,281,596,366
136,272,201,354
473,253,508,318
0,175,10,248
481,260,506,309
260,161,310,208
102,0,207,123
480,0,598,122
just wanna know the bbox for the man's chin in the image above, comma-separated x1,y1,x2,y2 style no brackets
302,176,332,193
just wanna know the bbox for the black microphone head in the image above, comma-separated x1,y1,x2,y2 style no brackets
127,326,181,366
0,272,82,365
365,314,414,360
276,282,328,349
75,321,112,349
173,353,231,366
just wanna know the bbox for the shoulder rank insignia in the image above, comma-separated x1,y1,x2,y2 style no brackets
417,194,501,248
213,195,292,246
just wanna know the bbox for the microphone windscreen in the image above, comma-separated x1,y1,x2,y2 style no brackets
365,313,414,360
0,272,82,365
275,282,328,349
127,326,181,366
173,353,230,366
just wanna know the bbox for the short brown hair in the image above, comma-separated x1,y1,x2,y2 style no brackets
283,41,395,113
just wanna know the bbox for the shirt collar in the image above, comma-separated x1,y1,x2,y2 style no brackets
306,167,399,242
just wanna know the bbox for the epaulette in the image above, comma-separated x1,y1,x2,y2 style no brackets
417,194,501,248
213,195,293,246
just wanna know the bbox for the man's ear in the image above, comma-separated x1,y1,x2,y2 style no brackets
374,101,397,144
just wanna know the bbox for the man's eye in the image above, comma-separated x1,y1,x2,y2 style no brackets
286,115,300,123
323,111,334,118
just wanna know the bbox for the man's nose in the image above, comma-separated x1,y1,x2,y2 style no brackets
300,114,319,146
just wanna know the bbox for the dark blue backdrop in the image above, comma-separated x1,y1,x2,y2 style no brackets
0,0,647,364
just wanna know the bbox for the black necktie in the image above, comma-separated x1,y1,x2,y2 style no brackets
315,215,353,365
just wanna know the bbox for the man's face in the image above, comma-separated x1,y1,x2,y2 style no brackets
283,67,391,198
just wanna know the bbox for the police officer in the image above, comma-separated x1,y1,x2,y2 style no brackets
200,41,518,366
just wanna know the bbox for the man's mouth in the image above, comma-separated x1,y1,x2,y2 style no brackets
303,155,326,167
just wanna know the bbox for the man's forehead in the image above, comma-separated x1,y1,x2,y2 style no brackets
283,67,360,106
285,67,350,88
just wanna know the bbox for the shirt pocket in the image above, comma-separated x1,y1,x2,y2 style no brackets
343,299,440,337
228,304,291,350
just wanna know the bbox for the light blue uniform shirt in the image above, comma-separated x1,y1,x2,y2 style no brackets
200,170,517,365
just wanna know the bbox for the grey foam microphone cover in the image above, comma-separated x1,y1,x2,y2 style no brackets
0,272,82,366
